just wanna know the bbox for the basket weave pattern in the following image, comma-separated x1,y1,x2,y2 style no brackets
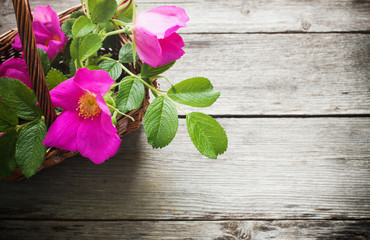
0,4,150,181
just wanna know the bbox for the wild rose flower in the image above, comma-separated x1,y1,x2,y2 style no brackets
12,5,68,59
0,58,32,89
134,6,189,67
43,68,121,164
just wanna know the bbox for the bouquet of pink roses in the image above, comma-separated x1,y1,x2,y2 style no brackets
0,0,227,179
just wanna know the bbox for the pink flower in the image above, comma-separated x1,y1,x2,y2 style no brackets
0,58,32,89
134,6,189,67
12,5,68,59
43,68,121,164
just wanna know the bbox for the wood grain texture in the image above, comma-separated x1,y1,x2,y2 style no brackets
0,118,369,220
165,33,370,116
1,0,370,34
0,220,369,240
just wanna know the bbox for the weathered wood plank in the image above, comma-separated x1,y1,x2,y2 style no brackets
1,0,370,34
166,34,370,116
0,118,369,220
0,220,369,240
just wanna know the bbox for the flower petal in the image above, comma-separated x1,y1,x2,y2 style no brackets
135,6,189,39
32,21,53,44
0,58,32,89
158,32,185,66
33,5,61,37
11,35,22,51
95,94,118,135
77,112,121,164
43,110,81,152
73,68,114,95
50,77,84,110
134,27,163,67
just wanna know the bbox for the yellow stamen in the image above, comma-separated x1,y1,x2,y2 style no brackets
76,92,101,120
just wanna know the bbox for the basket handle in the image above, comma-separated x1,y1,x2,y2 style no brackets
12,0,56,127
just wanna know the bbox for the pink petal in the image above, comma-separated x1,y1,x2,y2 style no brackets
95,94,118,135
158,33,185,66
77,112,121,164
32,21,53,44
0,58,32,89
11,35,22,51
33,5,61,37
135,6,189,39
43,110,81,152
134,28,163,67
73,68,114,95
50,77,84,110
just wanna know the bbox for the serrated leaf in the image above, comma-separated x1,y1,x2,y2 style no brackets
91,0,117,23
0,130,17,178
98,60,122,80
70,10,85,19
118,43,138,63
0,101,18,131
141,61,176,80
61,18,75,38
15,120,47,178
143,96,178,148
79,34,103,61
46,68,68,90
99,21,115,32
37,47,50,74
85,65,102,71
186,112,227,159
70,37,80,61
0,77,42,120
72,15,96,38
168,77,220,107
116,77,145,113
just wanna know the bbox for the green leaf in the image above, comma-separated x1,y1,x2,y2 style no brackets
0,130,17,178
118,43,138,63
0,101,18,132
37,47,51,74
46,68,67,90
99,21,115,32
141,61,176,80
117,2,134,23
98,60,122,80
143,96,178,148
85,65,103,71
70,10,85,19
61,18,75,38
70,37,81,61
116,76,145,113
168,77,220,107
0,77,42,120
79,34,103,61
15,120,47,178
91,0,117,23
186,112,228,159
72,15,96,38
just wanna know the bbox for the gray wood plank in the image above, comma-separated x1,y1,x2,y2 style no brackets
1,0,370,34
0,220,369,240
0,118,369,220
165,33,370,116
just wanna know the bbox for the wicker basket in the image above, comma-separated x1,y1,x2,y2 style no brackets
0,2,149,181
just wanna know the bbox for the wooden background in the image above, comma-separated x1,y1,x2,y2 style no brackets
1,0,370,239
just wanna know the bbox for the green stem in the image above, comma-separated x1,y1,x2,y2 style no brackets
106,103,135,121
153,75,174,87
104,28,129,37
84,0,91,18
112,19,129,27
